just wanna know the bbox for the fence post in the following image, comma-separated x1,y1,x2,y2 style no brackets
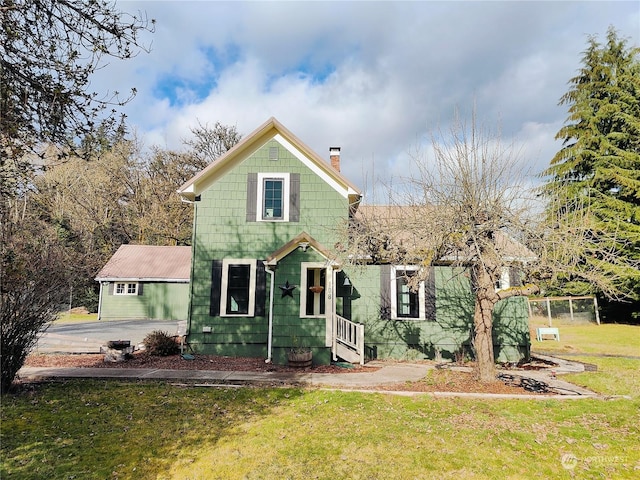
546,297,552,326
593,297,601,325
569,297,574,322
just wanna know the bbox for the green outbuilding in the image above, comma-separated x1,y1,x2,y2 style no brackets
95,244,191,322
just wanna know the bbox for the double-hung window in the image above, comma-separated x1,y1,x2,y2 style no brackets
221,259,256,316
257,173,290,221
263,178,284,219
115,282,138,295
391,266,425,320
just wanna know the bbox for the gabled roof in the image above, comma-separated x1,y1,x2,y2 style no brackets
95,245,191,282
355,205,537,263
177,117,361,204
265,231,339,267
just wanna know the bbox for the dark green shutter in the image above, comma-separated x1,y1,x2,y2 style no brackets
380,264,391,320
425,267,436,320
255,260,266,317
290,173,300,222
137,283,144,296
246,173,257,222
210,260,223,317
509,266,522,287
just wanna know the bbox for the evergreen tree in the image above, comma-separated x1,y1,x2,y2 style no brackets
542,27,640,317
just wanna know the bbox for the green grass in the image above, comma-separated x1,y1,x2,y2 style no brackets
3,323,639,479
565,356,640,398
530,323,640,398
531,323,640,357
55,312,98,324
2,381,638,479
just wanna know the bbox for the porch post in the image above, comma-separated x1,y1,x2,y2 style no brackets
331,268,338,361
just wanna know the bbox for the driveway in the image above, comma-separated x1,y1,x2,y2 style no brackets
35,319,182,354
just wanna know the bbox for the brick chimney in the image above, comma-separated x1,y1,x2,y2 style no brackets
329,147,341,172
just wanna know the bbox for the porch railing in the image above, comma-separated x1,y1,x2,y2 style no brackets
334,314,365,365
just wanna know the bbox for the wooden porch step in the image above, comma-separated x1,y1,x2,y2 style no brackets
336,342,361,364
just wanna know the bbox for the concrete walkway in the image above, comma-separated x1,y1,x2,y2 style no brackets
18,357,606,399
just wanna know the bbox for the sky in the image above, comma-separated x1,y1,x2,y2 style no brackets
104,1,640,203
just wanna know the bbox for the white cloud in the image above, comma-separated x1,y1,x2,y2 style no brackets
104,0,640,202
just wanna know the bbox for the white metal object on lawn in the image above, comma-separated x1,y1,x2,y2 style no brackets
536,327,560,342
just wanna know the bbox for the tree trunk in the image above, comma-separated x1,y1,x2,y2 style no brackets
472,267,499,383
473,294,497,382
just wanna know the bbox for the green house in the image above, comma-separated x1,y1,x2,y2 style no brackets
95,245,191,322
177,117,532,365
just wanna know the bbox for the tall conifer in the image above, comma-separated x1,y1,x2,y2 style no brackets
542,27,640,314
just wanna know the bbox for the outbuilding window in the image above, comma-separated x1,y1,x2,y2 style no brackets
115,282,138,295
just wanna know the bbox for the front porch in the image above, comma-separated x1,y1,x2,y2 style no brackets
333,314,365,365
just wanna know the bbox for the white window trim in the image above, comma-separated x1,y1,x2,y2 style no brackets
391,265,425,320
114,282,138,296
495,266,511,292
257,172,290,222
300,262,328,318
220,259,256,317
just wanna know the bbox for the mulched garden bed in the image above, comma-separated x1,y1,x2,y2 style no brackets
24,353,553,394
24,351,373,374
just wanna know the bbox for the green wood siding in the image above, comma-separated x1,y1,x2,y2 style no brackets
344,266,530,363
269,249,331,365
186,136,530,365
188,140,348,360
99,282,189,321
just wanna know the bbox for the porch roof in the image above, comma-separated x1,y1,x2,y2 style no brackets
265,231,340,267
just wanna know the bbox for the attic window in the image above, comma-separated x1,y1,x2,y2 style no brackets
269,147,279,161
257,173,290,221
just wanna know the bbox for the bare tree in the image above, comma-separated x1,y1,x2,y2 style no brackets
345,112,539,382
1,0,153,393
346,110,634,381
1,215,70,394
183,120,242,168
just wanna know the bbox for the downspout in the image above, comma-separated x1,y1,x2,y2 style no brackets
182,193,199,342
264,263,275,363
97,281,104,321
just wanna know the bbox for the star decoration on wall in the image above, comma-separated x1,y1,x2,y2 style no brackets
279,281,296,298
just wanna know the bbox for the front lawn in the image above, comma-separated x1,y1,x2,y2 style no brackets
3,323,639,479
531,323,640,398
2,380,639,479
55,311,98,324
531,323,640,357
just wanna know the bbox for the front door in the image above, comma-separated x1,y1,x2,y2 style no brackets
300,262,334,347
